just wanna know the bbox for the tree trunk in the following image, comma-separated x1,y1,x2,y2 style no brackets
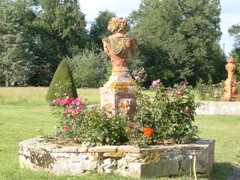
5,74,10,87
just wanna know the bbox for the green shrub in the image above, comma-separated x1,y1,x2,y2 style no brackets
67,48,110,88
46,59,78,104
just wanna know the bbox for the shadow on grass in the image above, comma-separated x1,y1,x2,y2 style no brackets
209,162,238,180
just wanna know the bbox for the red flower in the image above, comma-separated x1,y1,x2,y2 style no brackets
64,126,69,130
142,127,154,136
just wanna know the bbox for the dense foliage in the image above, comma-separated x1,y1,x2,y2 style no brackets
67,48,111,88
128,0,225,86
0,0,229,87
229,23,240,78
89,10,116,48
0,0,35,86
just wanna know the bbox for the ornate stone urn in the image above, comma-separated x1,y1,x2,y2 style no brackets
100,17,137,116
222,57,238,99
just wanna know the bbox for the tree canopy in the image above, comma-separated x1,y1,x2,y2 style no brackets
229,22,240,77
128,0,225,86
0,0,229,87
0,0,35,86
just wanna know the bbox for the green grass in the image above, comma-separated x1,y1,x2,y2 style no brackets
0,87,100,106
194,115,240,179
0,87,240,179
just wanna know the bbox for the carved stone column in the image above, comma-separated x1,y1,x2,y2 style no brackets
100,17,137,116
222,57,238,99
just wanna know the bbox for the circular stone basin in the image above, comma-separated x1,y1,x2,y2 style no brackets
19,137,215,178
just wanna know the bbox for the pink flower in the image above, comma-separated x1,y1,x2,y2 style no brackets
75,108,81,112
176,90,183,95
201,84,205,86
61,99,67,105
135,76,140,80
185,106,189,110
64,126,69,130
72,124,76,127
55,84,60,87
214,95,219,98
152,81,158,88
156,79,161,83
65,106,72,111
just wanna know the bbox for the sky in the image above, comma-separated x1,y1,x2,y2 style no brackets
79,0,240,56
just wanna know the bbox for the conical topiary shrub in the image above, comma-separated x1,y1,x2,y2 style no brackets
46,59,78,104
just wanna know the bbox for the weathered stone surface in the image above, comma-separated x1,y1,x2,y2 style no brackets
88,146,118,153
51,146,78,153
19,137,215,178
222,57,239,99
118,146,141,153
195,101,240,115
77,147,88,152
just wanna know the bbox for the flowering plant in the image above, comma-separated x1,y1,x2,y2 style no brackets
51,76,198,147
52,97,129,145
127,77,198,146
51,84,129,145
196,76,224,101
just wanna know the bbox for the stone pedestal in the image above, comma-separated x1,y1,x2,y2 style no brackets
100,73,137,116
223,78,238,99
222,57,239,99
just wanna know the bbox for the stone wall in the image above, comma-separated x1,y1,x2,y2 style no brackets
195,101,240,115
19,137,215,178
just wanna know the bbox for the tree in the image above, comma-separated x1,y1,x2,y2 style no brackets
229,23,240,78
89,10,116,48
128,0,224,86
0,0,35,86
46,59,78,104
229,23,240,51
27,0,88,86
67,48,110,88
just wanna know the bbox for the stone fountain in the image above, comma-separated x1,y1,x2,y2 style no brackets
19,17,215,178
